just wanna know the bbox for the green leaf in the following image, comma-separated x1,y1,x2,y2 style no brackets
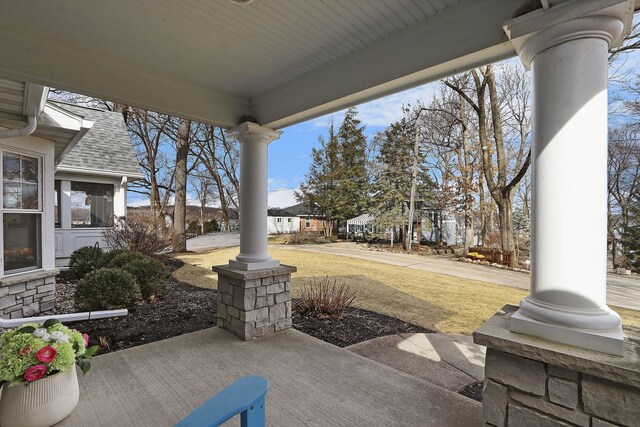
84,345,99,358
42,319,60,329
15,326,36,334
80,359,91,375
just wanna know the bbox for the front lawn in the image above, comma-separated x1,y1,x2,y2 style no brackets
174,247,640,335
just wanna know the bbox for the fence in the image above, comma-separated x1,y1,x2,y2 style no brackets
469,247,515,267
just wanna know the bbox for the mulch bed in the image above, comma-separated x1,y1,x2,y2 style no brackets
53,273,217,353
293,307,433,347
458,380,484,403
54,271,431,352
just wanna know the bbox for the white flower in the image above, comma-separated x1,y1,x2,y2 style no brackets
50,331,70,343
33,328,48,338
40,333,52,343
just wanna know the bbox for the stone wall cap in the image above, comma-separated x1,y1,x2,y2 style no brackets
474,305,640,388
0,269,59,287
212,264,297,280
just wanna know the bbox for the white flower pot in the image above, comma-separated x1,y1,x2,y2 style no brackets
0,367,79,427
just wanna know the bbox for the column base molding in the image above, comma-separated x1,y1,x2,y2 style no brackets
229,258,280,271
510,309,623,356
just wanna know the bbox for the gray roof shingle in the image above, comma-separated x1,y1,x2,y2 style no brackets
52,101,142,177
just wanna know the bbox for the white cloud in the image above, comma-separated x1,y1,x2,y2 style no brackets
268,188,298,208
311,81,440,129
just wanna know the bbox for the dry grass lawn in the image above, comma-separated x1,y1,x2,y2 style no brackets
173,247,640,335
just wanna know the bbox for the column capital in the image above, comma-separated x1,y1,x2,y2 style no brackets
229,121,282,144
503,0,633,69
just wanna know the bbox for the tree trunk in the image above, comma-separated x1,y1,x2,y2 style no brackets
173,118,190,252
497,194,516,267
464,209,474,253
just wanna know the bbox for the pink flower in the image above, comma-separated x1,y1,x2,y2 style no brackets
35,346,57,363
82,333,90,347
19,345,32,356
24,365,46,382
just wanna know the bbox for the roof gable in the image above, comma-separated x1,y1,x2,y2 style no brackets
53,101,142,178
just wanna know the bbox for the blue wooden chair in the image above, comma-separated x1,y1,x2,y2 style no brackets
176,376,269,427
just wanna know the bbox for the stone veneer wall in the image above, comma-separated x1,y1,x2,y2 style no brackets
213,264,296,340
483,349,640,427
0,270,59,319
475,306,640,427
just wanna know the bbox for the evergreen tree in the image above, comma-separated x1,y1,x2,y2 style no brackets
295,121,340,235
335,107,370,223
370,114,434,242
620,195,640,271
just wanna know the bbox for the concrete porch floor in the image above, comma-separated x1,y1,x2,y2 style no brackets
58,328,481,427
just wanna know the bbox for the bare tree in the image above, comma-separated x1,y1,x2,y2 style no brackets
191,125,240,232
423,81,479,253
445,64,531,266
172,118,191,251
608,126,640,266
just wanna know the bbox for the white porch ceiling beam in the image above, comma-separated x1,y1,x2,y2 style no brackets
0,20,249,128
253,0,519,129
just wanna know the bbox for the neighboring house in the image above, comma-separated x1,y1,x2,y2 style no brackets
347,204,457,245
284,202,332,234
51,102,143,267
267,208,300,234
346,213,375,236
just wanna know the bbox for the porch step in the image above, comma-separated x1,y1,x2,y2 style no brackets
347,333,486,394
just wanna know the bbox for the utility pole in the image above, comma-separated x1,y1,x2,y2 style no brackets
406,107,426,253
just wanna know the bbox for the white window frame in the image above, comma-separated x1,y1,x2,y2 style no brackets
0,148,44,276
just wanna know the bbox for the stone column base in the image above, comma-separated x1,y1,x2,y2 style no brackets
474,305,640,427
212,264,297,340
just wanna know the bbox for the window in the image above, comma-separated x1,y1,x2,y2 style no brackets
305,217,311,228
287,218,292,223
2,152,42,274
71,182,114,227
277,218,282,223
54,180,61,228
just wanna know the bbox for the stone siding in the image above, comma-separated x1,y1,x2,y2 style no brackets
0,270,58,319
213,264,296,340
483,348,640,426
476,306,640,427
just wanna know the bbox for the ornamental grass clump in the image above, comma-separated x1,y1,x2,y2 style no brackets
0,319,98,386
295,276,356,319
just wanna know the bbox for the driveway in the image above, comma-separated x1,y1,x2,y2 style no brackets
186,232,239,251
278,242,640,311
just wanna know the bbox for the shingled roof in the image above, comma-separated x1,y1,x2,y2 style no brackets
52,101,142,178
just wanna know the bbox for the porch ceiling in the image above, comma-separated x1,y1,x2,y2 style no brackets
0,0,635,129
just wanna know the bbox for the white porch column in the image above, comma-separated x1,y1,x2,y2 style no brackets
229,122,282,271
504,0,633,356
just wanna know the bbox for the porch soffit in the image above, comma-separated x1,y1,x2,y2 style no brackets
0,0,629,129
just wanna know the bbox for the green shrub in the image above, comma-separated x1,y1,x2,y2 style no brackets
106,251,170,299
75,268,141,310
107,251,148,268
119,257,170,299
68,246,104,278
203,220,219,233
99,249,133,268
